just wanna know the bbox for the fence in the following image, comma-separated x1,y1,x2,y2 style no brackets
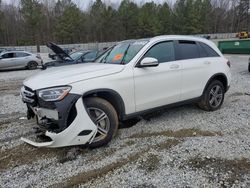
0,41,117,54
0,33,237,54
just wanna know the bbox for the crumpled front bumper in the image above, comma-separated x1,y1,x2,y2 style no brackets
21,98,98,148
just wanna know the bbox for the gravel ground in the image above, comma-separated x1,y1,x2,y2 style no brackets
0,55,250,188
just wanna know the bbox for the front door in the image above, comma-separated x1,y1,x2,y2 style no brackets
133,41,182,112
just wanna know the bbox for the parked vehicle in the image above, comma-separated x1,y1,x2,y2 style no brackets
48,47,74,60
236,31,250,39
0,51,43,70
43,42,103,69
0,48,6,53
21,35,231,148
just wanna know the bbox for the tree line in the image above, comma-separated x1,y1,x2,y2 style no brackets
0,0,248,46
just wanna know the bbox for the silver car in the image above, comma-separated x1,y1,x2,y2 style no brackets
0,51,43,70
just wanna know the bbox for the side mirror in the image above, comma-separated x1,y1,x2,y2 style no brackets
138,57,159,68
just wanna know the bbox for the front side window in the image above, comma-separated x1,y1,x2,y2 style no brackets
143,41,175,63
1,53,15,59
175,40,200,60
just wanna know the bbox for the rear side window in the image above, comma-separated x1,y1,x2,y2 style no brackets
175,40,200,60
143,41,175,63
15,52,30,57
198,42,220,57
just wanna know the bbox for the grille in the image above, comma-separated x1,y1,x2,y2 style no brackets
21,86,36,105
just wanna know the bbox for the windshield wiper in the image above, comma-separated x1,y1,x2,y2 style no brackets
120,44,130,65
101,45,116,64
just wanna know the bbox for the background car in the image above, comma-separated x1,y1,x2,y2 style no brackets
0,48,6,53
43,42,106,69
0,51,43,70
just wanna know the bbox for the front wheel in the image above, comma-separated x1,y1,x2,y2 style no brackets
84,97,118,148
198,80,225,111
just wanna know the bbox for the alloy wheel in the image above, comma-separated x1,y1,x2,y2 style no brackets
209,85,223,108
87,107,110,143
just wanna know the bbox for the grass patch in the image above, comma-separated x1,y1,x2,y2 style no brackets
51,148,150,188
156,139,181,150
0,144,73,171
86,147,117,163
51,139,182,187
124,140,136,146
183,156,250,187
138,153,160,172
129,128,222,139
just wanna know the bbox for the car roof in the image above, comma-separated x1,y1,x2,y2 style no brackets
121,35,211,44
150,35,209,42
1,50,31,54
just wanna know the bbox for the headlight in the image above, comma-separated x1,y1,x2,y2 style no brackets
38,86,71,101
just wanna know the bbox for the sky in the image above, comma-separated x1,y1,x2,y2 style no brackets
75,0,176,10
2,0,176,10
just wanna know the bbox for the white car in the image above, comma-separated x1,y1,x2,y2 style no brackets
21,35,231,148
0,51,42,70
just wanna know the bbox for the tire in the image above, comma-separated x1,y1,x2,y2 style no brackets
84,97,118,148
248,63,250,72
27,61,38,70
198,80,225,111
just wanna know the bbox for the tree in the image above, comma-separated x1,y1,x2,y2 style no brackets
20,0,44,45
54,0,83,43
89,0,106,42
173,0,204,34
157,2,172,35
0,0,3,44
137,2,161,38
0,0,246,46
118,0,139,39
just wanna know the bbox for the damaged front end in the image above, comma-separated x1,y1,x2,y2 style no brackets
20,86,97,148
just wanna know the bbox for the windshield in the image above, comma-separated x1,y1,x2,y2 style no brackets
69,51,85,60
98,40,148,64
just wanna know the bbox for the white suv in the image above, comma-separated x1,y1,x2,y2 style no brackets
21,35,231,148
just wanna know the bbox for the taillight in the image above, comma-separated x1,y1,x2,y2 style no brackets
227,60,231,68
36,54,41,59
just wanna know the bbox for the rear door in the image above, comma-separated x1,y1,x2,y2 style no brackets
175,40,213,101
15,52,31,68
133,41,182,112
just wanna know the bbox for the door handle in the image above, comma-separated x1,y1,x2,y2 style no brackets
170,64,180,69
204,61,211,65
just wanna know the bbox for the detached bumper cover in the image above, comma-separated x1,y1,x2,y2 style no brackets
21,97,98,148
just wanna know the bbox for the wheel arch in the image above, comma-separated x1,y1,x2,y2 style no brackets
26,60,38,68
203,73,228,94
82,89,126,121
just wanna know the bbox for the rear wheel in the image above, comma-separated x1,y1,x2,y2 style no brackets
84,97,118,148
198,80,225,111
27,61,38,70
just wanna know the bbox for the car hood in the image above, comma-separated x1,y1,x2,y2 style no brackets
24,63,125,90
47,42,72,60
43,59,74,68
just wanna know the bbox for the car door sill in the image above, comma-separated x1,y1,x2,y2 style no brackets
123,96,202,120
